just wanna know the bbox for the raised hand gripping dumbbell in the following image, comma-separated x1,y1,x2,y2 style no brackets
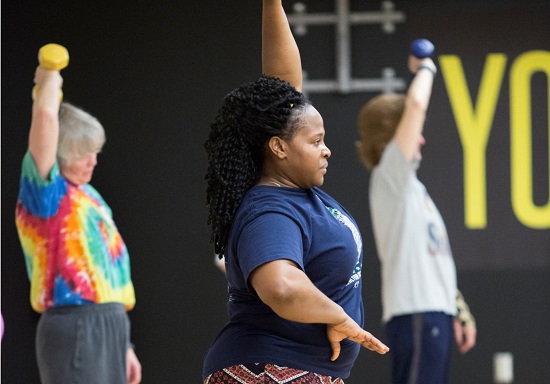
408,38,436,78
32,43,69,101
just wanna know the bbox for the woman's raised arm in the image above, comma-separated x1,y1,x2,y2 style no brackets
29,67,63,179
262,0,302,91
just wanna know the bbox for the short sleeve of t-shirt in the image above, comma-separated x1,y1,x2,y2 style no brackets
237,212,304,285
19,151,66,218
375,140,414,195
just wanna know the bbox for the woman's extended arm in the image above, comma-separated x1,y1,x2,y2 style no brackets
250,259,389,359
262,0,302,91
28,67,63,179
394,56,436,161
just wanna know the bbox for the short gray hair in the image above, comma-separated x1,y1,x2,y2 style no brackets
57,102,106,164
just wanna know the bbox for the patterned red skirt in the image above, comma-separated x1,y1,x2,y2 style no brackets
204,364,345,384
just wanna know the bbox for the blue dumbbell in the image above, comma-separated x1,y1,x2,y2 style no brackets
410,39,434,59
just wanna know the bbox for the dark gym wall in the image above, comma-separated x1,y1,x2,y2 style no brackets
2,1,549,383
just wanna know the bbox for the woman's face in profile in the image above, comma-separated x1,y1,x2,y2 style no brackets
283,106,331,189
60,151,98,185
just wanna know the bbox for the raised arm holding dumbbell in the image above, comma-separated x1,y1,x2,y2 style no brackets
356,40,476,384
16,44,141,384
392,38,437,162
29,44,67,178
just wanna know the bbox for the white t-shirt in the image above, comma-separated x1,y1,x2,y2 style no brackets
370,140,457,323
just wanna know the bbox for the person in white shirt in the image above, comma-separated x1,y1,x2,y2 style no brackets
356,50,476,384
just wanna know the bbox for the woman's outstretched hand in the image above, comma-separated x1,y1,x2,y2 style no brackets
327,317,389,361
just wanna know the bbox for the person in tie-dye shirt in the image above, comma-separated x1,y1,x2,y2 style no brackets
15,64,141,384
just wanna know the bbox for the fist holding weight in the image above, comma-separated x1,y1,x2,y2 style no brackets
408,38,436,75
32,43,69,101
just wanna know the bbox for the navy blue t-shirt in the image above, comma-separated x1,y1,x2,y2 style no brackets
203,186,364,379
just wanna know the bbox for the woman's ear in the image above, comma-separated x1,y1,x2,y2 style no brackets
267,136,287,159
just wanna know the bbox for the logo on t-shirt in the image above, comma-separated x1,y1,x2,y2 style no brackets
326,207,362,288
428,222,451,257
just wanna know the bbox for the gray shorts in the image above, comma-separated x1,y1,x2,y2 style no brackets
36,303,130,384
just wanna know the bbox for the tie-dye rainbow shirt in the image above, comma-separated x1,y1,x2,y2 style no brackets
16,151,135,313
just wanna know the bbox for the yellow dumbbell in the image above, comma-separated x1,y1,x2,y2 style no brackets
32,43,69,101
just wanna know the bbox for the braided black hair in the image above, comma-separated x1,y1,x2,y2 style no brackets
204,75,309,254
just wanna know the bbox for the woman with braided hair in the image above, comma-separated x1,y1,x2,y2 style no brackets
202,1,388,383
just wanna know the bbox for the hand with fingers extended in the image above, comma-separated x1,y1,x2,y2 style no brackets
327,317,389,361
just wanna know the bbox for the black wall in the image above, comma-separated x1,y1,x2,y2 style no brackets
2,1,549,383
